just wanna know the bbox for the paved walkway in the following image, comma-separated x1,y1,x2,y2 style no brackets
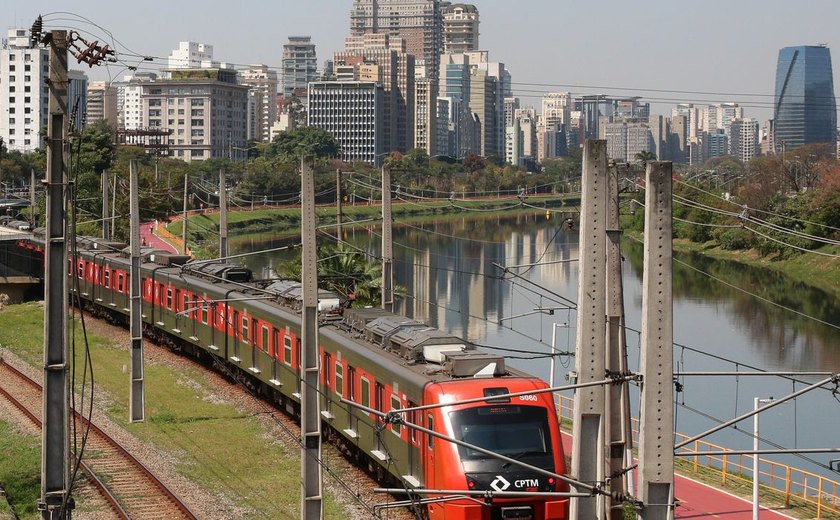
140,221,178,254
559,432,795,519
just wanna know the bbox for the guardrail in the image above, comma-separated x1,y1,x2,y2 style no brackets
556,394,840,518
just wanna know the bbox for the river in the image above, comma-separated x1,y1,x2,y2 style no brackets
233,211,840,481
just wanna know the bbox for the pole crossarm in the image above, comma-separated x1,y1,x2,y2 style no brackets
676,448,840,457
675,374,840,449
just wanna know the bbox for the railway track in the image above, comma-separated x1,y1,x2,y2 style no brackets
0,359,198,520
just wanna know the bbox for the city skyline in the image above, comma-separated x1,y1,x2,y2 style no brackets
3,0,840,124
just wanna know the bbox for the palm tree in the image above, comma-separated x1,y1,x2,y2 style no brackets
634,150,657,166
276,243,383,307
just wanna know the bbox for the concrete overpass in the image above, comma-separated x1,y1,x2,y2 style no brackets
0,226,41,302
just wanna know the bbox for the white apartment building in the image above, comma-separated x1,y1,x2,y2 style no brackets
240,64,279,143
282,37,318,99
0,28,50,152
542,92,571,130
442,3,479,54
141,68,248,162
86,80,118,131
168,41,214,69
308,81,384,165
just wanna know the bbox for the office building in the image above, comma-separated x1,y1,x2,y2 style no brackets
774,45,837,150
730,118,760,163
335,33,415,153
0,28,50,152
282,37,318,100
350,0,443,81
308,81,384,165
240,64,279,143
442,3,479,54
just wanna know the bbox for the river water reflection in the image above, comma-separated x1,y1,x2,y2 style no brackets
234,212,840,479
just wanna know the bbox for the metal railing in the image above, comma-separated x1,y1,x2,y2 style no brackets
556,394,840,518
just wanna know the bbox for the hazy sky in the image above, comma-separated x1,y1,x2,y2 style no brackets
4,1,840,123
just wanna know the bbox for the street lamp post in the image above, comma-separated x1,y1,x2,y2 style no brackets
753,397,774,520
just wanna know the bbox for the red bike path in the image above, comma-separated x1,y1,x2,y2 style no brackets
559,432,795,519
140,221,178,254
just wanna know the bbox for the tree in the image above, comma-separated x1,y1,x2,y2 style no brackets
268,127,340,160
634,150,656,165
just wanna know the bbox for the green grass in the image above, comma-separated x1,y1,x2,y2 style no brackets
0,420,41,519
0,303,350,519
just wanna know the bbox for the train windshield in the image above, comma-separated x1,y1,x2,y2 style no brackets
449,405,552,461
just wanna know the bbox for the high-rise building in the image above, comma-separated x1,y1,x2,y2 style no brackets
335,33,415,153
774,45,837,150
600,119,653,162
0,28,50,152
308,81,385,165
441,3,479,54
240,65,279,143
542,92,571,131
86,81,119,131
141,68,248,162
168,41,214,69
350,0,443,81
415,76,436,154
120,73,158,133
68,70,88,132
282,37,318,100
730,118,760,163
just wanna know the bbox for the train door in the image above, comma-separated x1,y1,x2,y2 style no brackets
271,328,280,383
323,352,332,415
407,402,420,481
374,382,384,453
347,366,357,434
258,324,269,372
295,338,302,397
233,310,241,361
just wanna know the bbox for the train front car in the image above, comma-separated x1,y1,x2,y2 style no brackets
424,378,568,520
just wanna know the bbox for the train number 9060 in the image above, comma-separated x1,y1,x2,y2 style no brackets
518,394,539,402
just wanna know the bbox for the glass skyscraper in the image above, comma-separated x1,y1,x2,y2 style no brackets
773,45,837,150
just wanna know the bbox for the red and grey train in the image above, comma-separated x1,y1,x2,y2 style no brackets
27,232,569,520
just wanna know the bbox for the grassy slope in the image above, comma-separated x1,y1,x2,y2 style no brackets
0,421,40,519
0,303,348,519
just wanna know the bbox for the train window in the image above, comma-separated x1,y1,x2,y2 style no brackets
166,288,173,309
242,316,249,343
272,329,280,359
360,377,370,409
104,269,110,288
427,415,434,450
390,395,402,436
202,303,209,324
182,293,189,314
449,406,552,461
118,274,124,293
283,335,292,365
261,326,269,352
335,362,343,398
78,261,84,278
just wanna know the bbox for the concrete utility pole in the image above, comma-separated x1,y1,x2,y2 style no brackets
300,156,323,519
605,162,634,518
570,140,607,520
336,169,343,240
29,168,36,226
219,168,227,259
129,160,144,422
101,171,110,239
181,173,188,255
381,165,394,312
638,161,675,520
110,174,116,241
40,28,72,520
